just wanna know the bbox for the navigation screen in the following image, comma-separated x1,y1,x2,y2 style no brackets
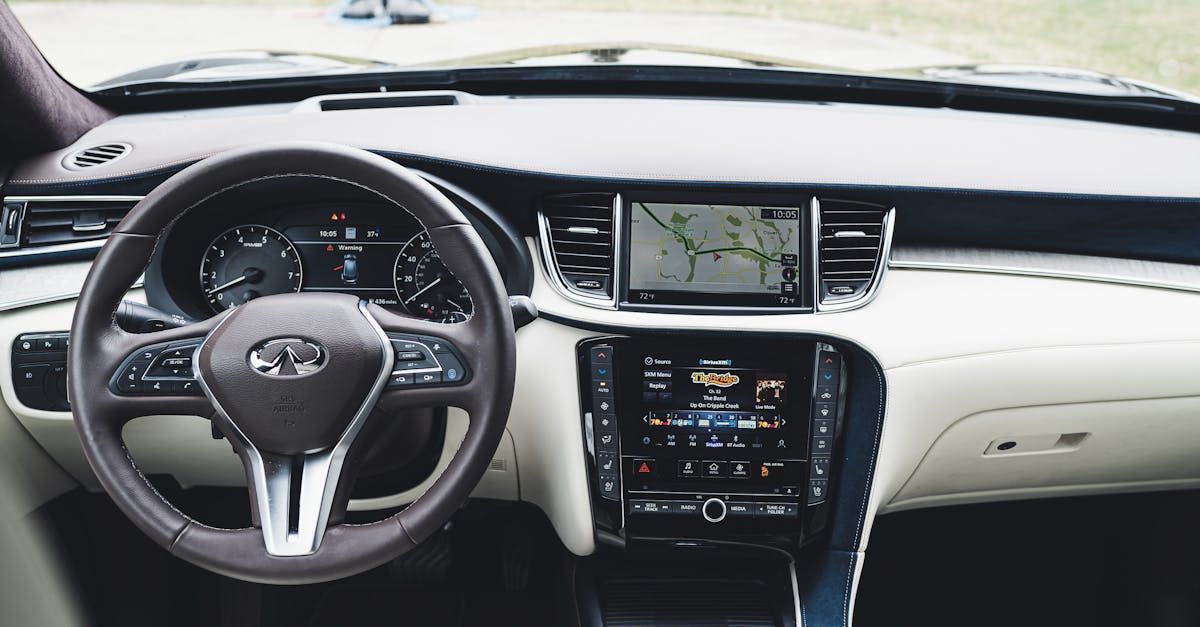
626,201,805,308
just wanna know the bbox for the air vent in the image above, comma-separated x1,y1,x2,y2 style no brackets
540,193,616,303
817,198,892,306
14,197,139,248
64,143,131,170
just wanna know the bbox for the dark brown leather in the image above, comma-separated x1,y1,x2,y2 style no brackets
69,142,516,584
196,292,383,454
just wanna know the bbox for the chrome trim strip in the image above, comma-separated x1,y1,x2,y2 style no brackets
0,195,144,260
815,202,896,314
791,563,804,627
192,299,395,556
536,194,620,310
888,248,1200,294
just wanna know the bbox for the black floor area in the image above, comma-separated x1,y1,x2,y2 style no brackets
855,490,1200,627
40,486,571,627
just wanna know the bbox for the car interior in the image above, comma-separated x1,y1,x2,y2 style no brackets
3,1,1200,625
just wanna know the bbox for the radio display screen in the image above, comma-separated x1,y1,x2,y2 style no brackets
618,340,813,494
625,201,806,308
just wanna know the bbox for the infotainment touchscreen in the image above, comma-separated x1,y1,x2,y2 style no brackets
625,201,806,308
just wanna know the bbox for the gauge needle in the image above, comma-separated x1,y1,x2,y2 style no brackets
206,267,264,296
205,275,248,296
446,299,464,311
403,277,442,304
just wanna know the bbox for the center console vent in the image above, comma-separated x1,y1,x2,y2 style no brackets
1,196,140,250
816,198,894,309
539,193,617,305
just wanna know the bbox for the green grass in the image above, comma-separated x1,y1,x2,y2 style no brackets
13,0,1200,94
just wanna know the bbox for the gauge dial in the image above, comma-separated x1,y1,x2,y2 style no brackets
200,225,302,311
393,232,473,323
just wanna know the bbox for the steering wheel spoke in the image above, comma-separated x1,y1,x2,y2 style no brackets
243,448,349,557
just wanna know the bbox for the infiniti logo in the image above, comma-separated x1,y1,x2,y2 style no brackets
249,339,326,376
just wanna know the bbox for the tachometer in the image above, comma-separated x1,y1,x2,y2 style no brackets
200,225,302,311
393,231,473,323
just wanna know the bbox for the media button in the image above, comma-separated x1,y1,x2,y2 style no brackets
726,502,757,517
730,461,751,478
677,460,700,478
702,460,728,478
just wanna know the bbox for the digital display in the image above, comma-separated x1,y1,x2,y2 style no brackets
617,340,812,496
626,201,805,308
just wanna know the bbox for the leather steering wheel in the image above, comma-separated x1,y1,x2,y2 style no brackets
68,142,516,584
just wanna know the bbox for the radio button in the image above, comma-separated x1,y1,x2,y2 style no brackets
673,501,701,515
701,498,727,523
677,460,699,477
702,460,728,478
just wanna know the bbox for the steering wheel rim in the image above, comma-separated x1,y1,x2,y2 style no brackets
67,142,516,584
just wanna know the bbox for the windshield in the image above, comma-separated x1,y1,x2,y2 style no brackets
10,0,1199,98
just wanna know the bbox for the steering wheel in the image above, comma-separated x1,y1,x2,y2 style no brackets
67,142,516,584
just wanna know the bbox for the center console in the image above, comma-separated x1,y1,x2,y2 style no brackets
579,335,845,549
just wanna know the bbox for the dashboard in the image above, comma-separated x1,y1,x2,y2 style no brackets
4,92,1200,625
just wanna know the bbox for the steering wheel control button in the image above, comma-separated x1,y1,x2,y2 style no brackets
702,498,727,523
385,334,470,388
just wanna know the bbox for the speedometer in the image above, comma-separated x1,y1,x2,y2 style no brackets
200,225,302,312
393,231,473,323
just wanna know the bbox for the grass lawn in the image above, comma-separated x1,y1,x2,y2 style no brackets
13,0,1199,94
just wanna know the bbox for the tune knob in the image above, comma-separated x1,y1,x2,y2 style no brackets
702,498,727,523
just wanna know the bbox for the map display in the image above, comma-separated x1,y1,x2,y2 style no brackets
628,202,801,296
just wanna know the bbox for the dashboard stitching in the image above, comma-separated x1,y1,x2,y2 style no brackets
13,149,1200,205
842,551,854,626
853,358,884,548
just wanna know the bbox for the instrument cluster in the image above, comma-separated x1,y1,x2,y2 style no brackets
154,201,477,323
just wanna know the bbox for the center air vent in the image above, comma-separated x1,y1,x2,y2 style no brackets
540,193,617,303
10,197,140,248
64,143,131,170
816,198,893,307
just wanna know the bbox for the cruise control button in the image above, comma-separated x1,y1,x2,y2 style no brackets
395,350,425,362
